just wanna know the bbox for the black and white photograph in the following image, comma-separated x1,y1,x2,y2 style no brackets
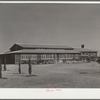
0,3,100,89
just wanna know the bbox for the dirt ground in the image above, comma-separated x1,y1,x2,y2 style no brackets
0,62,100,88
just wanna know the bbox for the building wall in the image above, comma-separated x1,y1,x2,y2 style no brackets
1,52,97,64
1,54,15,64
15,54,20,64
81,52,97,57
14,53,81,64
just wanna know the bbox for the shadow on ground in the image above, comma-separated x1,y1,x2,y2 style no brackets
25,75,37,77
12,73,25,74
0,77,7,79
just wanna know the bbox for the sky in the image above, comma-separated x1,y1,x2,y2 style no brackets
0,4,100,53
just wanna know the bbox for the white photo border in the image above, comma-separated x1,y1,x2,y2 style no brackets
0,1,100,99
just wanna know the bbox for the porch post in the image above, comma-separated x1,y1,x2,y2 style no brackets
4,55,6,71
0,57,2,78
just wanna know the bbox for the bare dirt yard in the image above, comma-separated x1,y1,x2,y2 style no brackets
0,62,100,88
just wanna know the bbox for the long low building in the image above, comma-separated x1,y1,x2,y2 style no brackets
0,43,98,64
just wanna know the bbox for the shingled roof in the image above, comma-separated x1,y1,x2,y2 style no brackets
18,43,73,49
10,43,73,51
3,49,80,55
74,48,97,52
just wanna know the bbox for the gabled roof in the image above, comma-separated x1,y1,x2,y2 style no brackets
74,48,97,52
10,43,73,50
2,49,80,55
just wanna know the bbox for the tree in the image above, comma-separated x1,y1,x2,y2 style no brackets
28,57,32,75
0,57,2,78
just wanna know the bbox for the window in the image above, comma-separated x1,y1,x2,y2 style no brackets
41,54,45,59
93,53,97,56
70,54,73,58
31,54,37,60
85,53,88,55
65,54,68,58
21,55,23,59
60,54,63,58
91,53,93,55
82,53,85,55
59,54,61,58
49,54,53,59
72,54,74,58
21,54,26,60
46,54,49,58
67,54,69,58
68,54,71,58
46,54,52,58
26,55,28,59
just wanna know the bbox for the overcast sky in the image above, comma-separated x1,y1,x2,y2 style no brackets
0,4,100,53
